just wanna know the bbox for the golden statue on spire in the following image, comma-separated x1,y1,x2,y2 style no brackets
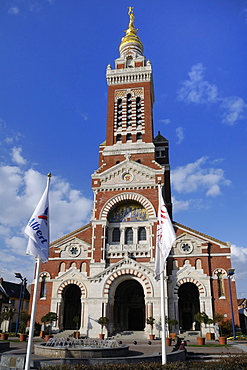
126,6,137,36
119,7,144,54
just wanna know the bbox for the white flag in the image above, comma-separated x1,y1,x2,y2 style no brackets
155,185,176,279
25,177,50,262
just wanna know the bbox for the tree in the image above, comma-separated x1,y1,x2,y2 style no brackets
194,312,211,338
1,307,15,333
213,313,225,337
41,312,57,335
97,317,109,334
73,315,80,331
146,316,155,335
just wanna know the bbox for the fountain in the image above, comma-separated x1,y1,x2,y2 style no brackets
34,337,129,359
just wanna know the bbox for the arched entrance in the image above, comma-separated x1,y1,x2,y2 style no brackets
62,284,81,330
114,280,145,332
178,282,200,331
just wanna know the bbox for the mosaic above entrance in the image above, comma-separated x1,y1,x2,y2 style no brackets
108,202,149,223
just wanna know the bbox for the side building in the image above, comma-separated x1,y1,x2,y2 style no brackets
30,8,239,338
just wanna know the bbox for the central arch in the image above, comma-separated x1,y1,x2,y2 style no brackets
178,282,200,331
62,284,81,330
114,280,145,332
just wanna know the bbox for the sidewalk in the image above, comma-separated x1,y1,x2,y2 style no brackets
1,336,247,367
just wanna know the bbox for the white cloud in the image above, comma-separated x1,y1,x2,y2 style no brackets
177,64,246,125
171,157,231,197
172,196,190,213
8,7,19,15
159,119,171,125
11,147,27,165
80,113,88,121
176,126,184,144
177,63,218,104
220,97,246,125
0,154,93,283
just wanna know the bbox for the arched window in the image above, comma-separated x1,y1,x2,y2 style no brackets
217,273,225,298
195,259,202,269
70,262,76,268
126,56,134,68
126,133,132,141
117,99,122,127
81,262,86,272
184,259,190,266
136,97,142,126
116,134,122,142
40,276,47,299
60,262,66,272
125,228,133,244
126,94,132,127
138,227,146,241
173,260,178,270
112,228,120,242
136,132,142,141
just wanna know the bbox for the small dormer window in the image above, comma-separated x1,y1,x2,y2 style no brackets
126,56,134,68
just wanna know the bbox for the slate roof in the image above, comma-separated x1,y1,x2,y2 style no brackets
0,280,30,300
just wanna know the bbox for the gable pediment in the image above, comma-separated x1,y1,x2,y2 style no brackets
89,256,154,282
93,159,161,188
54,237,91,259
171,233,204,256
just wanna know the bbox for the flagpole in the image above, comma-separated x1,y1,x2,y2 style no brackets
25,258,41,370
25,173,51,370
160,270,167,364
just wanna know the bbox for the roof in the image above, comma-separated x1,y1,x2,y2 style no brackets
173,221,229,246
50,223,91,246
0,280,30,300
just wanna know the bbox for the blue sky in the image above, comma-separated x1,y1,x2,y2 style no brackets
0,1,246,297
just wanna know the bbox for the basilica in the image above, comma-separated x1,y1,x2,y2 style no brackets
31,8,239,338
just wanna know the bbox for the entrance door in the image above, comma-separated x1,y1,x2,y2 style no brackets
178,282,200,331
62,284,81,330
114,280,145,332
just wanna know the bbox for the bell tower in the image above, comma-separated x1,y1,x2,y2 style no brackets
91,7,172,272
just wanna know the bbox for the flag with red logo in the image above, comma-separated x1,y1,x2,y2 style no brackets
155,185,176,279
25,177,50,262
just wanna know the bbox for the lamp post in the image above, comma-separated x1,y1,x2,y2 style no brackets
15,273,27,336
227,268,236,340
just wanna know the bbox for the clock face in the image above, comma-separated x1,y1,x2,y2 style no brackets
122,172,133,183
68,245,81,257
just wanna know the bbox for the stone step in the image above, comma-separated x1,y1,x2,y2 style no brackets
113,331,148,340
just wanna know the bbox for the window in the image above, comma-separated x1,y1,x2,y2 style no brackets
138,227,146,241
112,228,120,242
60,262,65,272
136,97,142,126
126,94,132,127
195,259,202,269
125,228,133,244
217,273,225,298
117,99,122,127
173,260,178,270
136,132,142,141
81,262,86,272
116,134,122,142
126,133,132,141
40,276,47,298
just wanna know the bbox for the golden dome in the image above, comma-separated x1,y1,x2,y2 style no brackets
119,7,144,54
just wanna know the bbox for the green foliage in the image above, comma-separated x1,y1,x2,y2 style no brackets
98,317,109,334
41,312,57,334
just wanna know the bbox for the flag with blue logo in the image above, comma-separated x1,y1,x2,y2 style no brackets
155,185,176,279
25,177,50,262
